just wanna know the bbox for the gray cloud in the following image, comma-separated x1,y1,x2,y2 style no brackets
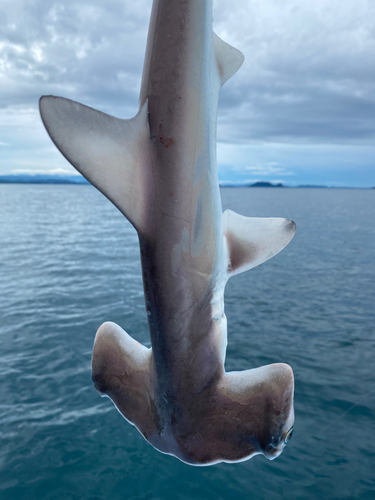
0,0,374,184
0,0,150,114
214,0,375,145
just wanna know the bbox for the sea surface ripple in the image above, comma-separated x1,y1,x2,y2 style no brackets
0,185,374,499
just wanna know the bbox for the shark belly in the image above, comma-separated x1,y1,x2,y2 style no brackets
138,0,226,396
39,0,297,466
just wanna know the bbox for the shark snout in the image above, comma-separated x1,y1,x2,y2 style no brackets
263,425,294,460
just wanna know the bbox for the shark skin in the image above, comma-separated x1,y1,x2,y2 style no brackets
39,0,296,465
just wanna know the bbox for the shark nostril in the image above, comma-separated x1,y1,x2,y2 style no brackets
265,443,277,452
264,434,280,454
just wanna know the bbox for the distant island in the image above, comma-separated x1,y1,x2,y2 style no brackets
247,181,284,188
0,174,89,184
2,176,284,187
219,181,329,188
219,181,368,189
219,181,285,188
0,175,372,189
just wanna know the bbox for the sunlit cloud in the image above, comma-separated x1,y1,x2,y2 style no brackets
11,168,79,175
238,162,295,176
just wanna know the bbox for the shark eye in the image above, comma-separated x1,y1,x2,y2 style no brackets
285,427,293,443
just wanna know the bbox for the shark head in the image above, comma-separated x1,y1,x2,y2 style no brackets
252,364,295,460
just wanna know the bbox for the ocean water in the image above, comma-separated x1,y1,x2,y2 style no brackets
0,184,374,500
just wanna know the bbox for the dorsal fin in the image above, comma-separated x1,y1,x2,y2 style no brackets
213,32,245,86
39,96,151,231
223,209,296,277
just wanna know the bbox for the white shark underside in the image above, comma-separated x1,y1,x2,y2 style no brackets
39,0,296,465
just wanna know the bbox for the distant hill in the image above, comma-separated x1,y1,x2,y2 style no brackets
219,181,284,188
0,174,89,184
219,181,371,189
251,181,284,188
4,176,285,188
1,175,371,189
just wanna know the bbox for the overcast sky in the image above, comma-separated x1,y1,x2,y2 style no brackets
1,0,374,186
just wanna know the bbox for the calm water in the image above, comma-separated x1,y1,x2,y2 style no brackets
0,185,374,499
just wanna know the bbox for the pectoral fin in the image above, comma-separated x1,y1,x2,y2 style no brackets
39,96,152,231
223,209,296,276
92,322,157,437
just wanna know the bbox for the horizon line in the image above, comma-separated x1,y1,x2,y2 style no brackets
0,174,373,190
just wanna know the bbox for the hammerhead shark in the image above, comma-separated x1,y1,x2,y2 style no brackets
39,0,296,465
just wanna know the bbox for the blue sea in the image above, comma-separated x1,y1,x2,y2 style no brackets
0,184,374,499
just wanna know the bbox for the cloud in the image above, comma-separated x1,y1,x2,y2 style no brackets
214,0,375,146
235,162,295,176
0,0,374,185
11,168,78,175
0,0,151,115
